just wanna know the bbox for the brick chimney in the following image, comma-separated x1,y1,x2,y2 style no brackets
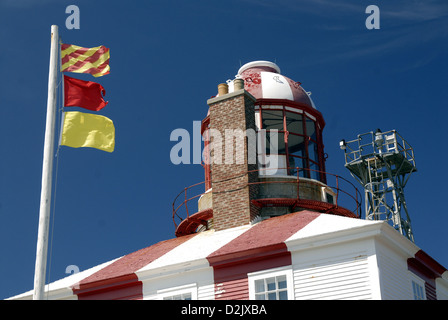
207,81,260,231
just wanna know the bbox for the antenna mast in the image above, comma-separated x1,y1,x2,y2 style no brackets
340,129,417,241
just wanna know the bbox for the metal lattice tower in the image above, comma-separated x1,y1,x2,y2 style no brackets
340,129,417,242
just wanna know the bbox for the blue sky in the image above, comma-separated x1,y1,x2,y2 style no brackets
0,0,447,299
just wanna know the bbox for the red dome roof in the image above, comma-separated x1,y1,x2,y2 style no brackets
237,61,316,109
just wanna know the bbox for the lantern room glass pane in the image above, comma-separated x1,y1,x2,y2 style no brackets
308,140,319,164
306,117,317,141
288,156,307,177
287,134,305,174
309,161,320,180
257,105,324,182
287,133,305,156
286,111,303,135
266,132,286,154
262,110,283,130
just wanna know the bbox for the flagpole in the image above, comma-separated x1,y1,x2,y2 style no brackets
33,24,59,300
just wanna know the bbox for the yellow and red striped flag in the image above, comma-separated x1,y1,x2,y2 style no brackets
61,43,110,77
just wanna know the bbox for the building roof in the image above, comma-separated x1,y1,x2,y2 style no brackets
10,210,447,300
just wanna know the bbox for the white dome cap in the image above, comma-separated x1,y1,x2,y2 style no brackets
238,61,281,75
235,60,315,109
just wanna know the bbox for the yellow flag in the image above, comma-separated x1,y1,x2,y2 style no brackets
60,111,115,152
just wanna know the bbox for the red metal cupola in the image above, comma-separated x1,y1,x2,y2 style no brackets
173,61,361,237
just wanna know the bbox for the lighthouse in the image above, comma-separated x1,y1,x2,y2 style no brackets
9,61,448,300
174,61,360,237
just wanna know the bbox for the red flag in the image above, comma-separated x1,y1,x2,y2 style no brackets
64,75,108,111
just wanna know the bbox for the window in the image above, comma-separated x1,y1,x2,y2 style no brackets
249,267,294,300
325,192,334,204
286,111,303,135
157,283,197,300
262,110,284,131
412,281,425,300
257,105,324,182
305,117,317,141
255,275,288,300
409,273,426,300
163,292,192,300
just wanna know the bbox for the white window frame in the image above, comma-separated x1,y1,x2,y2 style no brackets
409,273,426,300
157,283,197,300
248,266,294,300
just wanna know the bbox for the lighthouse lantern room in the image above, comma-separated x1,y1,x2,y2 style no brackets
173,61,361,237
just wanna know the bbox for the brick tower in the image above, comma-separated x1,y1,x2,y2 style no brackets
206,81,260,231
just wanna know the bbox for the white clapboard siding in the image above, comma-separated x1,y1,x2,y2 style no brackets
436,277,448,300
198,283,215,300
294,256,373,300
377,253,411,300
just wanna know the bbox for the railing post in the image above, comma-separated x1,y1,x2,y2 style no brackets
335,175,339,208
296,167,300,200
356,185,359,217
172,202,176,227
184,187,189,218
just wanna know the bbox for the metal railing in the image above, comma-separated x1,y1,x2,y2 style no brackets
250,166,362,216
172,167,362,229
172,181,208,229
341,129,416,168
